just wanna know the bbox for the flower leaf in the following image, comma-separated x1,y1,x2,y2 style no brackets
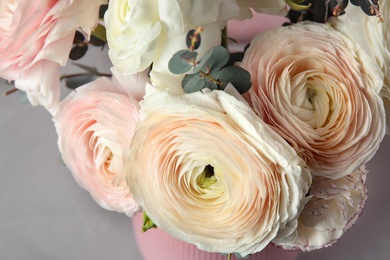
218,66,251,94
182,73,217,93
168,50,195,74
69,44,88,60
194,45,230,74
142,211,157,232
91,23,107,43
186,28,201,50
64,75,94,89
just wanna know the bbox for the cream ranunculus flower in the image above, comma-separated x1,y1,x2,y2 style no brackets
274,166,368,251
104,0,240,75
240,22,386,179
0,0,107,115
53,73,149,216
333,1,390,133
126,86,311,256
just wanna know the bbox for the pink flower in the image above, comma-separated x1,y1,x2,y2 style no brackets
53,72,148,216
274,166,368,251
240,22,385,179
0,0,107,114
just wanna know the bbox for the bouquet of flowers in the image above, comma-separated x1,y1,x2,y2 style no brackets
1,0,389,259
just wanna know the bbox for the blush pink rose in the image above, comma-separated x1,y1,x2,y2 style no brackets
0,0,107,114
240,22,386,179
53,72,148,216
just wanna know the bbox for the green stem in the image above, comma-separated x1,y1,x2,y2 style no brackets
227,253,232,260
198,70,221,85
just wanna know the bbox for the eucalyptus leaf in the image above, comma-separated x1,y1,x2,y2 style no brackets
69,44,88,60
180,50,198,60
73,31,85,44
169,50,194,74
65,75,94,89
72,63,100,74
194,45,230,74
186,29,201,50
359,0,379,16
182,73,217,93
218,66,251,94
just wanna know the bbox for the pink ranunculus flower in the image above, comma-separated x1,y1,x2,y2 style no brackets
240,22,386,179
0,0,107,115
274,166,368,251
53,72,149,216
126,86,311,257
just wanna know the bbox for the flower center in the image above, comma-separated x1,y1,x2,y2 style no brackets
196,165,217,189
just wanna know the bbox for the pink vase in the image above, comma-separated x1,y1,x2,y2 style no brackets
131,213,300,260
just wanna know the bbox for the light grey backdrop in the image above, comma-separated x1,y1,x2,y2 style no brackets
1,46,389,260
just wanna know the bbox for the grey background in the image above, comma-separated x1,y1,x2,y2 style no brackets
1,40,390,260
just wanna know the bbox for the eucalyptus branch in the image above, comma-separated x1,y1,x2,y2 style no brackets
60,72,112,81
2,88,19,97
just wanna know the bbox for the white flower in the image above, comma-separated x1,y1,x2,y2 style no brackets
126,86,311,256
104,0,240,75
333,1,390,133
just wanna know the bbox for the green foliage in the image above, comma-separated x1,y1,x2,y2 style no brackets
64,74,94,89
168,50,196,74
218,66,251,94
168,28,252,94
194,46,229,75
142,211,157,232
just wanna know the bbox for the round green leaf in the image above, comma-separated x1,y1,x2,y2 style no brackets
218,66,251,94
69,44,88,60
168,50,194,74
195,45,230,74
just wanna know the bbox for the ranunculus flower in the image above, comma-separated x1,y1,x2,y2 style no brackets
53,72,149,216
104,0,240,76
126,86,311,256
240,22,386,179
333,1,390,133
274,166,368,251
0,0,107,114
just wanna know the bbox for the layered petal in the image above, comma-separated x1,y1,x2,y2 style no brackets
0,0,107,114
126,86,311,256
240,22,386,179
53,75,146,216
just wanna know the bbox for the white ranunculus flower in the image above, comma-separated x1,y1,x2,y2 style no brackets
126,86,311,257
104,0,240,75
274,166,368,251
333,1,390,133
